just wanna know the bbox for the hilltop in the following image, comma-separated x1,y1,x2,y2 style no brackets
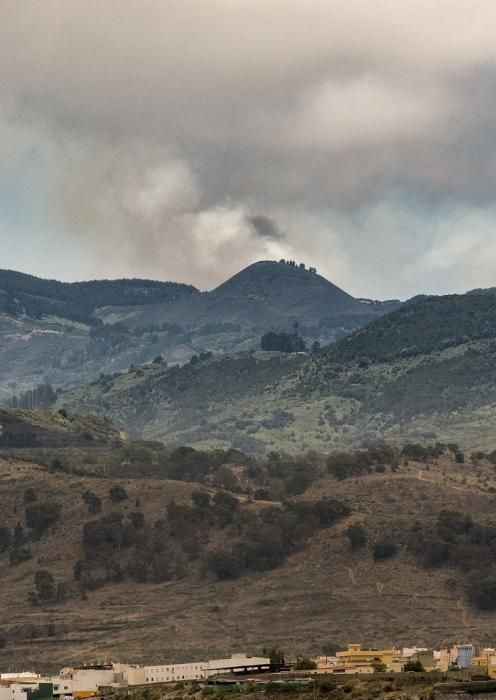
0,261,397,401
58,287,496,454
113,260,393,329
0,269,198,325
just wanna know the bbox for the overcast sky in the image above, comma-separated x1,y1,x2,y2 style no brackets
2,1,496,298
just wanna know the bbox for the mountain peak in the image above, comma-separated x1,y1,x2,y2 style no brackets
211,259,356,311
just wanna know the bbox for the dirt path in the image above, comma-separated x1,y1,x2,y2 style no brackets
456,598,469,628
345,567,356,585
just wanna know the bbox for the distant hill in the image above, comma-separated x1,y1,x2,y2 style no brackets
0,408,120,449
324,291,496,362
58,287,496,454
96,260,399,329
0,261,398,399
0,269,198,325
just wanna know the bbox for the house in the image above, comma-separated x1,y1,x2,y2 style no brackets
470,648,496,678
335,644,397,669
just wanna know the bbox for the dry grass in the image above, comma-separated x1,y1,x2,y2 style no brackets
1,455,495,672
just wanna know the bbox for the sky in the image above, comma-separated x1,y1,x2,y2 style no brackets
2,1,496,299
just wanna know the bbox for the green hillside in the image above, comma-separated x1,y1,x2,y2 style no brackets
0,262,397,401
57,288,496,454
0,269,197,324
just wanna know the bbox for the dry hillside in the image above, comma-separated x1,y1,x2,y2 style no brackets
1,452,496,672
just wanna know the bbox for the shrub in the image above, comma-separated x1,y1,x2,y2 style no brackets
373,540,398,561
207,551,242,580
318,680,337,693
403,659,424,672
129,511,145,529
23,488,37,504
0,526,12,553
33,570,56,602
468,570,496,610
82,490,102,514
9,547,32,565
346,523,366,551
294,657,317,670
25,502,61,536
109,485,128,502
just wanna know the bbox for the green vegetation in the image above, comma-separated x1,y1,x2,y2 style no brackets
409,510,496,610
346,523,367,551
25,502,61,537
261,329,307,353
0,269,197,324
50,283,496,454
373,540,398,561
76,491,349,590
324,291,496,363
326,445,399,480
403,659,425,672
293,657,317,670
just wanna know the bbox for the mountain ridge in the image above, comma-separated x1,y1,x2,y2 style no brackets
57,285,496,454
0,260,399,399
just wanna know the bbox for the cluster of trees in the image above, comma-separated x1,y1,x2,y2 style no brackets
402,442,464,464
326,291,496,365
326,443,466,481
327,444,399,480
206,496,350,580
75,490,350,589
163,447,323,500
261,331,307,353
0,269,197,324
278,259,317,274
28,570,71,606
408,510,496,610
0,489,62,567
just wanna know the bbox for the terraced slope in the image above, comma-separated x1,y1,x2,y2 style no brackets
1,451,496,670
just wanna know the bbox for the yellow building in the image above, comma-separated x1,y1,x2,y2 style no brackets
471,649,496,678
336,645,396,669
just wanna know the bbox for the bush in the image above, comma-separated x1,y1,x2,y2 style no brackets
129,511,145,529
403,659,424,672
468,570,496,610
373,540,398,561
294,657,317,670
109,485,128,502
318,680,337,693
9,547,32,565
346,523,366,551
23,488,37,504
207,551,242,580
82,490,102,514
0,526,12,553
25,502,61,536
33,569,56,602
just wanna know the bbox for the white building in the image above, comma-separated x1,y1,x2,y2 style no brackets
122,653,271,686
0,684,33,700
60,667,116,693
143,662,206,684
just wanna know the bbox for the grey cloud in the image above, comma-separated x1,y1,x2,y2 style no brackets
247,216,285,241
1,1,496,294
